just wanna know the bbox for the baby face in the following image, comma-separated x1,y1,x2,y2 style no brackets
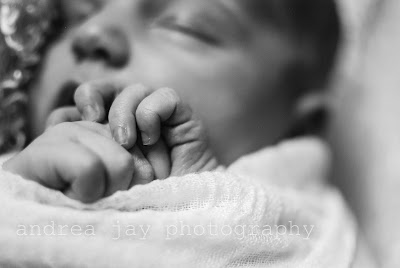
28,0,298,163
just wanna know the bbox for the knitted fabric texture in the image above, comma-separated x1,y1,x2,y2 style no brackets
0,138,357,267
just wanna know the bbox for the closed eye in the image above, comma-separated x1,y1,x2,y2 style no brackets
156,15,221,46
163,23,220,45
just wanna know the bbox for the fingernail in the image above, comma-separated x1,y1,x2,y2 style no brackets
113,126,128,145
82,104,99,122
141,132,151,146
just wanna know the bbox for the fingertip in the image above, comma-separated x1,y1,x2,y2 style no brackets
140,131,153,146
112,125,129,146
136,103,161,146
109,106,139,149
110,124,137,150
108,83,153,148
74,82,106,122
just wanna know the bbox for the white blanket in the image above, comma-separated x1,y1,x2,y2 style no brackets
0,138,357,267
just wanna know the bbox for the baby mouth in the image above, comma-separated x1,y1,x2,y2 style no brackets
54,80,80,109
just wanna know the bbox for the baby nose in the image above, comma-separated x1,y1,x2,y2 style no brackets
71,25,130,67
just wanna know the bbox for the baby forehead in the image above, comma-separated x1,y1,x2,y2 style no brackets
142,0,278,15
61,0,290,30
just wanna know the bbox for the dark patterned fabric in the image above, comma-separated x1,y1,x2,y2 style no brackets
0,0,56,153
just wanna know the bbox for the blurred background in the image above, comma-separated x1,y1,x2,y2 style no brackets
329,0,400,266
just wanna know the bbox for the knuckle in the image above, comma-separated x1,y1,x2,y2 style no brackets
193,116,205,130
108,108,131,127
137,105,157,120
79,152,104,175
192,122,207,141
186,116,207,140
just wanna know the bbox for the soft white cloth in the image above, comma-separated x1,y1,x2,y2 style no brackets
0,138,357,267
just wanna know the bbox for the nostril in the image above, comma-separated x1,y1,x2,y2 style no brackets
91,48,110,62
71,40,85,62
71,37,127,67
71,26,129,67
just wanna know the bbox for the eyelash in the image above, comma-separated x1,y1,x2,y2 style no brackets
157,16,220,46
167,24,219,45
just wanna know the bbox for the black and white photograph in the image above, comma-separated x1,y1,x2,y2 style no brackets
0,0,397,267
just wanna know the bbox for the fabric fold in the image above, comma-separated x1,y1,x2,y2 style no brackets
0,138,357,267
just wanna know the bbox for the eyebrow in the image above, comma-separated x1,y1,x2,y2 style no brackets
184,0,249,40
229,0,287,27
214,0,255,35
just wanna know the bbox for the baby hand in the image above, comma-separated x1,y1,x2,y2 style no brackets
3,121,156,203
49,82,219,176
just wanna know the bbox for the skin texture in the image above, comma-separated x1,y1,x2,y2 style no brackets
6,0,316,203
5,86,218,203
27,0,299,164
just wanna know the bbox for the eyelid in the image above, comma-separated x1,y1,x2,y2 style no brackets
155,15,221,45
